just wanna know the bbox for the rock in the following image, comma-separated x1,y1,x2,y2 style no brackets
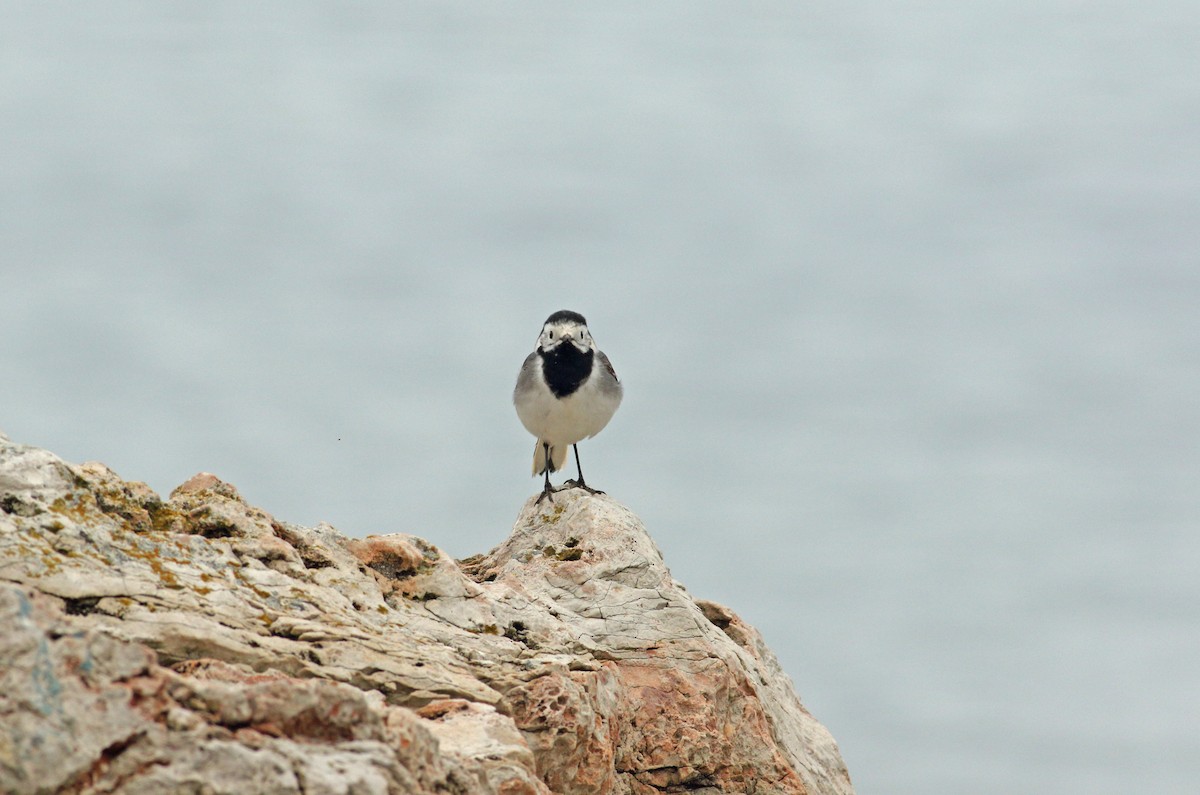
0,432,853,795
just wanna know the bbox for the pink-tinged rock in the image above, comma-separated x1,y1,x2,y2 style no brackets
500,664,621,795
472,492,853,794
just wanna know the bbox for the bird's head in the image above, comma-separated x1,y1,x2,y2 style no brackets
537,309,594,353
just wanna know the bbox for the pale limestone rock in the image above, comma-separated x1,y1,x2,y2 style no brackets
0,586,152,792
0,433,853,795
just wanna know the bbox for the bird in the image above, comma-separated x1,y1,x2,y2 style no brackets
513,310,623,503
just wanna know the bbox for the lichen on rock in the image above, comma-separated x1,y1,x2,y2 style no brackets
0,431,853,795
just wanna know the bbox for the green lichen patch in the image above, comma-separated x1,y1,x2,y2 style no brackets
48,493,104,525
541,543,584,561
539,503,567,524
1,494,42,517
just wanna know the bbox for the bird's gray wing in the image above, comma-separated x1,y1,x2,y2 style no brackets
597,351,619,383
596,351,623,400
513,351,541,404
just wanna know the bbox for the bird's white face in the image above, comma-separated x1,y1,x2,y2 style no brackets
538,319,594,353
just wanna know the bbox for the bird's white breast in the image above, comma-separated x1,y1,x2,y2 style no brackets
516,359,621,446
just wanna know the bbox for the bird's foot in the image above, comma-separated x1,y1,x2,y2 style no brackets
563,479,605,496
535,484,556,504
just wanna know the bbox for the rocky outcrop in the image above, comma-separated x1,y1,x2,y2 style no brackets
0,432,853,795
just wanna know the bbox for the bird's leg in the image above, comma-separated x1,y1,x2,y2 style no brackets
536,442,555,503
564,444,604,495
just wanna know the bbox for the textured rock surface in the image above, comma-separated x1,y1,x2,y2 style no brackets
0,431,853,795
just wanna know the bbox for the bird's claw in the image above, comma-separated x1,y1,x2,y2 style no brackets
563,479,604,496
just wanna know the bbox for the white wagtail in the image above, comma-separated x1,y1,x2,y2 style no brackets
514,310,623,503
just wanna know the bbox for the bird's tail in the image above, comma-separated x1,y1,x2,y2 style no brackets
532,441,570,476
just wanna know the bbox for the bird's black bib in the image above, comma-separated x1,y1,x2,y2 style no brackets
540,345,593,398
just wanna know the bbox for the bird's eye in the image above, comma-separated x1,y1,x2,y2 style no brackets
548,331,554,339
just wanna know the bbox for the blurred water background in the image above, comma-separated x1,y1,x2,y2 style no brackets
3,3,1198,793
